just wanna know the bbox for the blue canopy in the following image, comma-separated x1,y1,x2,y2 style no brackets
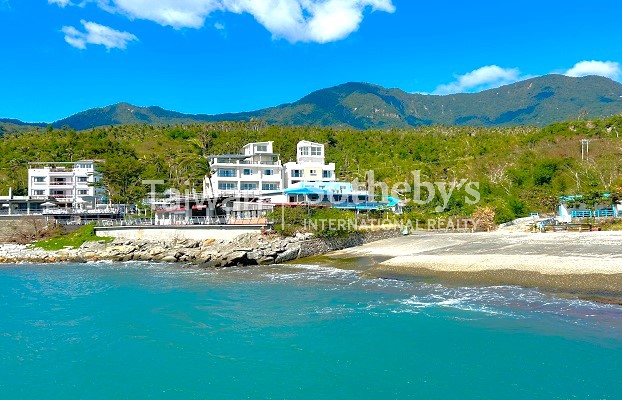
283,187,327,196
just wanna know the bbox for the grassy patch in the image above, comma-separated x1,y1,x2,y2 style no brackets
600,219,622,231
33,224,112,251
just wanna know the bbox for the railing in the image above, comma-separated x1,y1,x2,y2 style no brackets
0,210,44,216
571,210,593,218
595,209,616,218
96,216,268,227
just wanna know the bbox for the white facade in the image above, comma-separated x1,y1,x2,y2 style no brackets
27,160,104,207
284,141,336,188
204,142,283,198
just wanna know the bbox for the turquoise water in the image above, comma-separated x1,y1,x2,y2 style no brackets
1,262,621,399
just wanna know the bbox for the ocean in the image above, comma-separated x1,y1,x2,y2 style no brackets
1,261,621,399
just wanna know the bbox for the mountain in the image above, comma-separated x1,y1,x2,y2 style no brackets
4,74,622,131
0,119,46,137
251,75,622,129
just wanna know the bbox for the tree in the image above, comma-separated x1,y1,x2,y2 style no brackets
100,156,146,203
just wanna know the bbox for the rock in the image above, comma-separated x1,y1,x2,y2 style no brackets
148,247,166,256
138,253,153,261
275,246,300,264
222,251,248,264
161,256,178,263
246,251,262,261
258,256,275,265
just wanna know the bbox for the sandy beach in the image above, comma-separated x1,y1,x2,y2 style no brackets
324,231,622,301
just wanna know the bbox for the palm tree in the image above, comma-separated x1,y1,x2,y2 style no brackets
177,129,214,197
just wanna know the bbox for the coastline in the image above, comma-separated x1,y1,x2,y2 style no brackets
321,231,622,303
0,229,402,267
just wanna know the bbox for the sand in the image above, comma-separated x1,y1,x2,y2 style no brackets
325,231,622,298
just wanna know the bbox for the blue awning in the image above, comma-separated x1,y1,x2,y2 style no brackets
284,187,327,195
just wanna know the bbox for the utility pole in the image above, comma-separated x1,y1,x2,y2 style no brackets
581,139,590,161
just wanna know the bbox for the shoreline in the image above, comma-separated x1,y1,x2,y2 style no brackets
0,229,403,267
320,231,622,303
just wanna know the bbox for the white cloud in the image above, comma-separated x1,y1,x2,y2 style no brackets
51,0,395,43
62,20,138,50
565,60,621,81
434,65,523,95
48,0,73,7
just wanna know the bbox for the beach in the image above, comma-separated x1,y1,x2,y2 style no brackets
324,231,622,301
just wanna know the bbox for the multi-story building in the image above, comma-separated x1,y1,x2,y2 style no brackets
27,160,104,207
204,142,283,198
284,141,336,188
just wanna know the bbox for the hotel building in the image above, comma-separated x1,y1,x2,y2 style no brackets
27,160,104,207
283,140,336,188
204,142,283,198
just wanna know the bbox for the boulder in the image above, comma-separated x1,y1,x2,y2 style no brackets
275,246,300,264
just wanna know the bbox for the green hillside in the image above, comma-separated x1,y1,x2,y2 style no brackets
0,119,46,137
1,117,621,224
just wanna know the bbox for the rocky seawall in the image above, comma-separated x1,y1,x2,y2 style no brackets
0,230,402,267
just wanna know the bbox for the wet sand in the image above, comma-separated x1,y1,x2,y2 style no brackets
320,231,622,301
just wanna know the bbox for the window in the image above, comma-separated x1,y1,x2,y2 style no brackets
256,145,268,152
311,146,322,156
77,176,88,183
217,169,237,178
217,158,235,164
262,183,279,191
291,170,303,178
33,177,45,183
240,183,258,191
300,147,310,156
322,171,332,179
243,169,253,176
310,170,318,176
218,183,237,191
32,190,45,196
264,169,274,176
78,190,89,195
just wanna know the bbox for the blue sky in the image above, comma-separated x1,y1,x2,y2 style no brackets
1,0,622,122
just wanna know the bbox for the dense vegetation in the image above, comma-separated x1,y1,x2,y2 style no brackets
1,116,621,224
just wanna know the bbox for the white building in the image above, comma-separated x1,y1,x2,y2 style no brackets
27,160,104,208
204,142,283,198
284,141,336,188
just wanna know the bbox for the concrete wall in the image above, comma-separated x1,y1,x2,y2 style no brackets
95,225,263,241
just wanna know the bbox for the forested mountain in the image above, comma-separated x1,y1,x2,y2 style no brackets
4,75,622,131
0,119,46,137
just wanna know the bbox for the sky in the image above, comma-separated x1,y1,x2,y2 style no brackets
1,0,622,122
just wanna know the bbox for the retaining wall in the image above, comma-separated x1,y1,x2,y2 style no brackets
95,225,264,241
